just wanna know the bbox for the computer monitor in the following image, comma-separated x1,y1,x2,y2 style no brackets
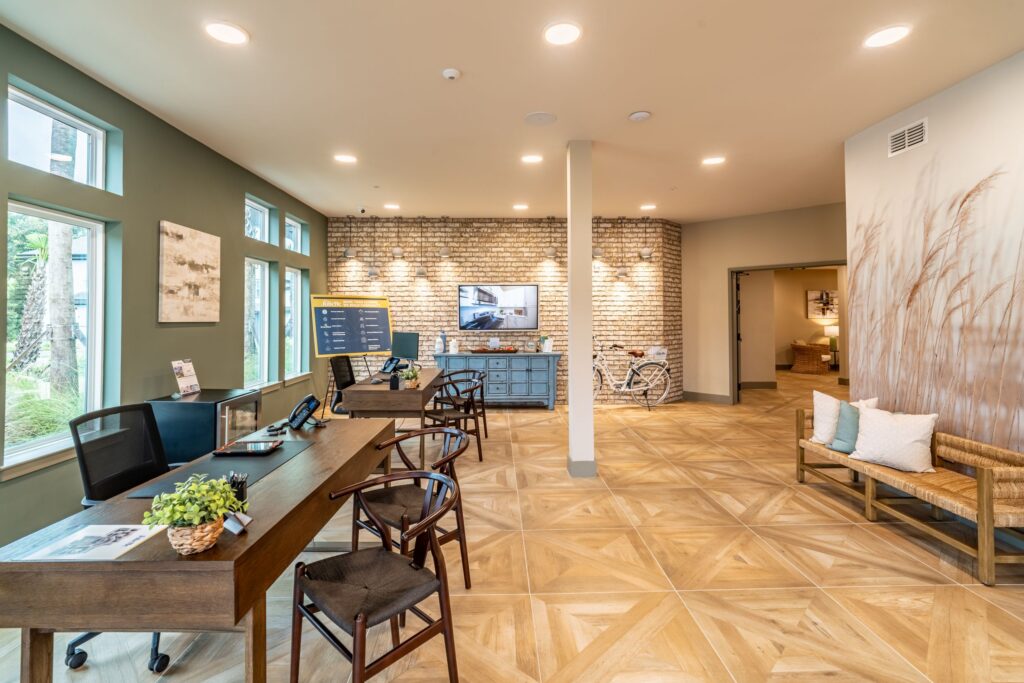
391,331,420,360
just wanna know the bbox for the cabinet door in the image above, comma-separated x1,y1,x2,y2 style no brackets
510,382,530,396
468,357,487,370
448,357,467,370
510,357,530,370
530,357,549,370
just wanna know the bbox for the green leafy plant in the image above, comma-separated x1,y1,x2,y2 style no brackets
538,333,550,344
399,366,420,381
143,474,247,528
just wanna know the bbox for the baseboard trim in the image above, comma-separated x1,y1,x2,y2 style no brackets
838,377,850,386
775,363,793,370
740,381,777,390
566,458,597,478
681,391,733,405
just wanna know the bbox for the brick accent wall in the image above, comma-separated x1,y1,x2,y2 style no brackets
326,216,683,404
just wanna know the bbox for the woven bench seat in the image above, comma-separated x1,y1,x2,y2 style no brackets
796,408,1024,585
800,439,1024,527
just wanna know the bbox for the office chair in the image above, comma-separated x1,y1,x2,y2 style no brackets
330,354,357,415
67,403,172,672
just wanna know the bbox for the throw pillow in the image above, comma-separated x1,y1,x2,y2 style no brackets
810,391,878,444
829,401,860,453
850,407,938,473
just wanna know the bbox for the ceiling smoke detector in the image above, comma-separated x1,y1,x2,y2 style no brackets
628,111,652,122
525,111,558,126
441,68,462,81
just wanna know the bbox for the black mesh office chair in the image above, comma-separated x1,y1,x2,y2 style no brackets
67,403,172,672
330,355,357,415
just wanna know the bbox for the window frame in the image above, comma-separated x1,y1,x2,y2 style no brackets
3,201,105,468
243,257,271,388
6,85,107,190
284,215,308,255
283,266,308,379
244,197,271,243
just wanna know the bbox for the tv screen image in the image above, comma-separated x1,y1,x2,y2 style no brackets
458,285,539,331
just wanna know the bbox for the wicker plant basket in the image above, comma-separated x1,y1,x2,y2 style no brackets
405,378,420,389
167,518,225,555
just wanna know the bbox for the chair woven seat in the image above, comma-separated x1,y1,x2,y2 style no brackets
426,408,472,421
299,548,440,635
361,484,429,526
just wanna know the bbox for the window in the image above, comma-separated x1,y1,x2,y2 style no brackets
7,85,106,189
4,202,104,464
284,216,306,254
284,267,308,378
244,198,270,242
243,258,270,387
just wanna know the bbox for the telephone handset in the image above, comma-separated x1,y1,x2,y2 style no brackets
381,356,407,374
287,394,322,429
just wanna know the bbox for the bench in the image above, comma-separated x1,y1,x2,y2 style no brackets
795,408,1024,585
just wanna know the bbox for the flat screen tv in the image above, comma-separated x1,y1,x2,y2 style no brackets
458,284,539,331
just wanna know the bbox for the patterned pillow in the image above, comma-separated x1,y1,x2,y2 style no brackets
810,391,878,444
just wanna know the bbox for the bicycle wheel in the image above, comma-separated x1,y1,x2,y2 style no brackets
592,367,604,399
629,362,671,408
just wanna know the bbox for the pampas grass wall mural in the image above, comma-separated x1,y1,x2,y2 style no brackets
848,166,1024,451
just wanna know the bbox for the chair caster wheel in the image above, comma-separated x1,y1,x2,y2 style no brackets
148,653,170,673
65,648,88,669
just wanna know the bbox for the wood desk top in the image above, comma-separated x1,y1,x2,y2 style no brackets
342,367,443,413
0,417,394,632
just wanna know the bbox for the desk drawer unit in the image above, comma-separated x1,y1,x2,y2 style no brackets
435,352,561,409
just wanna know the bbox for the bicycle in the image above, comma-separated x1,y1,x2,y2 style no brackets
592,343,672,408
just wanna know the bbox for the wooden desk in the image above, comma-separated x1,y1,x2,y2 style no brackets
343,367,443,467
0,418,394,683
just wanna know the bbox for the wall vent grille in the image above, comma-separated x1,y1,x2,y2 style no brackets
888,118,928,157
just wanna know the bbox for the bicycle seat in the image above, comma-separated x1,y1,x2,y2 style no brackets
627,350,645,358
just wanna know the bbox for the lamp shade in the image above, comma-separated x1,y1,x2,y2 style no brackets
824,324,840,338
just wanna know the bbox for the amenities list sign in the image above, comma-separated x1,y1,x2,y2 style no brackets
310,294,393,357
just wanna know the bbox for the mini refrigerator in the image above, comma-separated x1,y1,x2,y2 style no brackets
147,388,261,463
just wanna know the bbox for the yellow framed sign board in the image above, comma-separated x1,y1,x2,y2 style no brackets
310,294,393,357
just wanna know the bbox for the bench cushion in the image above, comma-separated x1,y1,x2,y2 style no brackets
801,439,1024,526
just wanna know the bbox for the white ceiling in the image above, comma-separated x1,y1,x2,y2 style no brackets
2,1,1023,222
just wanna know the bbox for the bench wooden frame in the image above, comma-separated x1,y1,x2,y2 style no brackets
795,408,1024,585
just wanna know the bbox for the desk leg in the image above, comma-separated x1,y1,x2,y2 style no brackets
244,594,267,683
21,628,53,683
419,411,426,468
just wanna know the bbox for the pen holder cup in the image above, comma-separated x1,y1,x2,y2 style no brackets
231,480,247,503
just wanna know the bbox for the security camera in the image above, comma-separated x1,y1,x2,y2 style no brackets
358,206,367,215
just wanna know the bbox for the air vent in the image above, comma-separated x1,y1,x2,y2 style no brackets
888,118,928,157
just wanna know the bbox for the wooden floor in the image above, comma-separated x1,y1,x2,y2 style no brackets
3,371,1024,682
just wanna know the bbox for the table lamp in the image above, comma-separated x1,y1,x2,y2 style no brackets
824,324,839,351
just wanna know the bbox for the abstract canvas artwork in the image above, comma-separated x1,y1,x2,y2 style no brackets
806,290,839,320
158,221,221,322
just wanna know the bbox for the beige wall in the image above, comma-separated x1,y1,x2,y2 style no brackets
773,269,839,365
738,270,775,384
681,203,846,399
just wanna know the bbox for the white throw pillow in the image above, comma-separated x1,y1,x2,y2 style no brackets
810,391,878,444
850,407,938,473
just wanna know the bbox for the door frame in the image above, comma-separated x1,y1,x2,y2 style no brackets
728,259,846,405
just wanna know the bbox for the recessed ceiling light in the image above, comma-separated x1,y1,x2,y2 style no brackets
521,154,543,164
544,22,582,45
864,25,911,48
204,21,249,45
513,204,529,210
628,111,652,122
334,154,357,164
702,156,726,166
49,153,72,162
640,204,656,211
525,111,558,126
384,203,400,210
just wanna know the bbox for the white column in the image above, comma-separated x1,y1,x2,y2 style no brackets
566,140,596,476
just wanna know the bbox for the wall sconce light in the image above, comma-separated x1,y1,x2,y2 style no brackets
592,246,603,259
345,246,358,258
439,246,451,258
616,266,628,278
367,264,380,279
638,246,653,260
545,246,557,259
391,246,404,259
415,264,427,278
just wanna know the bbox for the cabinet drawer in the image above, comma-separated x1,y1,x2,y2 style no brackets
530,357,549,370
487,357,508,369
486,383,508,395
509,357,530,370
510,383,530,396
488,371,508,383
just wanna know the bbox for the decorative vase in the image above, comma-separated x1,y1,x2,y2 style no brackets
542,339,554,353
167,518,225,555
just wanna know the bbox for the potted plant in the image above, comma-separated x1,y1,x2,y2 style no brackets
143,474,248,555
538,333,553,353
399,366,420,389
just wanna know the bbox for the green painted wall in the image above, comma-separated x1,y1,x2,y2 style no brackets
0,25,329,545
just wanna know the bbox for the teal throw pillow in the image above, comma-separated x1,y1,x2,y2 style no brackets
829,401,860,453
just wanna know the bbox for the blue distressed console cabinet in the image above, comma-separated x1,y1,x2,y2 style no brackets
434,352,561,409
